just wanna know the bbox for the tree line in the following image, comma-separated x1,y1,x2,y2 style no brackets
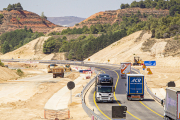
3,2,23,11
121,0,180,16
44,30,126,60
0,26,44,54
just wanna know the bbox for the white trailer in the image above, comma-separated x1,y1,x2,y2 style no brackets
120,62,131,79
164,87,180,120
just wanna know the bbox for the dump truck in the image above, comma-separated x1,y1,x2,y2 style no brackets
164,87,180,120
126,74,144,101
120,62,131,79
95,74,115,103
65,64,71,72
52,67,64,78
47,64,58,73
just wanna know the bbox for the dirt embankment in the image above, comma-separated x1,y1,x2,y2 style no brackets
0,66,19,82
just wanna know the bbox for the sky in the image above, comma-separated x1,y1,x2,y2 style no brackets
0,0,140,18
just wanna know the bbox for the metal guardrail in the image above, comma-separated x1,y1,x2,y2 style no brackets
131,67,163,106
81,71,103,120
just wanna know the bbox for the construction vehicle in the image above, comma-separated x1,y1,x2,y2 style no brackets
52,66,64,78
65,64,71,72
95,74,115,103
133,56,144,66
47,64,58,73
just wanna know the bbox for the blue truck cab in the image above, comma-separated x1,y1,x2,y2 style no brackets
126,74,144,101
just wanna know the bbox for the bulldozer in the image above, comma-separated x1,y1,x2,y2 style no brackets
47,64,58,73
65,64,72,72
133,56,144,66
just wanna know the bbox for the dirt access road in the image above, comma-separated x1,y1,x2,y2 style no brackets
0,67,84,120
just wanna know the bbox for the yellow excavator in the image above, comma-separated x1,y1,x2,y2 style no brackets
133,56,144,66
65,64,72,72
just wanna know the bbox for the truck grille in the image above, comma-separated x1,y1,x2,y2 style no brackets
101,96,109,100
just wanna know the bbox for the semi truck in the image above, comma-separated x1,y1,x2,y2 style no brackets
164,87,180,120
120,62,131,79
126,74,144,101
95,74,115,103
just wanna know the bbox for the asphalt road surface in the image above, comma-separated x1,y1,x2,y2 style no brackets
87,66,164,120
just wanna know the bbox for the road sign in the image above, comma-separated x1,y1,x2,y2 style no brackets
144,61,156,66
112,106,127,119
142,64,146,69
88,58,90,61
67,81,75,90
147,68,153,75
67,81,75,104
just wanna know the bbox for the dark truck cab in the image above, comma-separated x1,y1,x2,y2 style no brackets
97,74,113,85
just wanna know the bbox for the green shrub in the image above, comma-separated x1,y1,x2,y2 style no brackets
0,60,4,67
16,69,24,76
75,23,79,26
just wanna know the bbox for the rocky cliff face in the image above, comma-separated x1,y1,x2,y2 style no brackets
77,8,169,27
0,10,57,35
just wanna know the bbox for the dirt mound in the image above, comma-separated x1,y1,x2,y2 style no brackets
0,66,19,82
0,10,57,35
66,72,80,80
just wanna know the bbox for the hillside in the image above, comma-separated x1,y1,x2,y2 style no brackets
0,10,57,35
0,36,66,60
77,8,169,27
85,30,180,95
85,30,180,65
47,16,85,27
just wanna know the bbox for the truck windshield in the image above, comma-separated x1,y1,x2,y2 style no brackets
98,87,112,93
100,75,109,77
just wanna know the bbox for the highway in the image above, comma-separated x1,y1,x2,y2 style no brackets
87,66,164,120
44,61,164,120
3,60,164,120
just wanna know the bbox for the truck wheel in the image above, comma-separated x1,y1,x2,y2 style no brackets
111,79,113,85
127,97,131,101
164,116,170,120
62,73,64,78
53,75,56,78
96,98,99,103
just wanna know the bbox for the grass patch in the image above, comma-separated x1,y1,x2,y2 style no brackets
16,69,24,76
